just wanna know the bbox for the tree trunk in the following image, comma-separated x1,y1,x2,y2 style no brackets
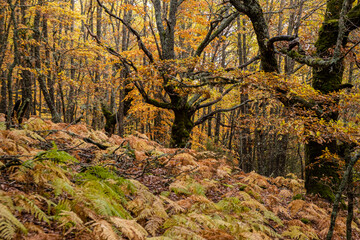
305,0,351,201
230,0,279,73
170,109,194,148
102,103,116,136
34,10,61,123
0,72,6,114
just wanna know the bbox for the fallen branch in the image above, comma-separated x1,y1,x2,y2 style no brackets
36,130,109,150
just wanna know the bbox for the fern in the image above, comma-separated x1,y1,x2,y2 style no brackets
263,210,283,226
169,181,191,195
15,195,50,224
216,197,250,215
0,219,16,240
163,214,198,231
159,195,185,214
79,166,121,181
92,219,121,240
110,217,148,240
282,226,319,240
169,180,206,196
58,210,84,229
0,203,27,239
85,191,130,218
188,213,217,229
0,192,14,209
127,186,168,221
35,141,78,164
75,166,133,219
147,237,173,240
55,199,72,216
145,216,163,236
164,226,206,240
52,177,75,197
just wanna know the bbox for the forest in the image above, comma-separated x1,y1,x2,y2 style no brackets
1,0,360,239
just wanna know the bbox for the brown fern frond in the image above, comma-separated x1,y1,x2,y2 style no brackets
92,219,121,240
110,217,148,240
58,210,85,229
0,203,27,239
145,216,163,237
159,195,185,214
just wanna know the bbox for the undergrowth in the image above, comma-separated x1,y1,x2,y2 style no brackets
0,117,358,239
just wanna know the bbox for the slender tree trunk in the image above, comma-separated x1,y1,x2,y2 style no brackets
207,106,212,137
326,151,359,240
346,165,354,240
34,9,61,122
0,72,7,114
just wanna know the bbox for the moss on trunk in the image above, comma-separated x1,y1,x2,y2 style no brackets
170,109,194,148
306,0,345,201
305,140,339,202
101,104,116,136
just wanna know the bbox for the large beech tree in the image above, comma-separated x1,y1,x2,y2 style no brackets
95,0,250,147
230,0,360,200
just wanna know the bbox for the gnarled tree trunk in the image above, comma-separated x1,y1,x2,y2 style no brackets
170,108,195,148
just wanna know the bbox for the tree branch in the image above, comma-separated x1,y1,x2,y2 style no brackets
86,25,138,72
148,21,163,59
133,81,173,109
278,49,334,68
225,55,260,71
96,0,154,63
194,99,252,126
195,85,236,110
195,11,239,57
267,35,297,49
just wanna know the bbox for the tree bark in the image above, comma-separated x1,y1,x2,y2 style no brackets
170,109,195,148
34,9,61,123
305,0,353,201
230,0,279,73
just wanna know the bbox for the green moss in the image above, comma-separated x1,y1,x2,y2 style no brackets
238,184,247,191
161,191,170,197
308,182,335,202
170,109,194,148
101,104,116,135
314,21,339,55
292,194,304,200
347,4,360,20
305,141,339,202
325,0,343,21
300,218,310,224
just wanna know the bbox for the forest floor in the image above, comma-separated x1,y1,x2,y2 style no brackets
0,115,359,240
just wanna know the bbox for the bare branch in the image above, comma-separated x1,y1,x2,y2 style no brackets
149,21,163,59
194,99,252,126
195,85,237,110
225,55,260,71
267,35,297,49
86,25,137,72
195,11,239,57
96,0,154,63
133,81,173,110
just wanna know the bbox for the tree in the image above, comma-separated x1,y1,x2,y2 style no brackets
95,0,251,147
229,0,360,201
